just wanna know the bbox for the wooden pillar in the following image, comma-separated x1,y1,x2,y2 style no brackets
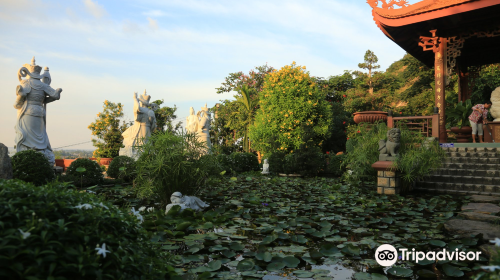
458,69,470,103
435,38,447,143
419,30,447,143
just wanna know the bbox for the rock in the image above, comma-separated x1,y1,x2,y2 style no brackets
444,219,500,240
479,244,500,260
458,211,500,223
461,203,500,215
471,195,500,203
0,143,13,179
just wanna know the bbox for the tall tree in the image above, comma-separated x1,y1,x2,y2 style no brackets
358,50,381,94
228,85,258,152
151,100,182,133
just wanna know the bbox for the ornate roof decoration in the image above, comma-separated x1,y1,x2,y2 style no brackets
369,0,474,19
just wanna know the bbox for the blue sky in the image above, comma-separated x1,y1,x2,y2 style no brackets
0,0,421,150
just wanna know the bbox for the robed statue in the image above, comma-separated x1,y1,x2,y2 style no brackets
14,57,62,165
119,90,158,159
185,104,212,154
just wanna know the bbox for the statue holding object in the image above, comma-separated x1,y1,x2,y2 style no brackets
14,57,62,165
119,90,158,159
185,104,213,154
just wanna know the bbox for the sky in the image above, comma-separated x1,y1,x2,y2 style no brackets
0,0,421,150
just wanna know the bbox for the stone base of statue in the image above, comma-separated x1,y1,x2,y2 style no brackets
379,154,398,161
372,161,402,195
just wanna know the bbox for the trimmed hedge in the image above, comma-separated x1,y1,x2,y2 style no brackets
230,152,259,173
66,158,104,187
11,150,54,186
106,155,136,182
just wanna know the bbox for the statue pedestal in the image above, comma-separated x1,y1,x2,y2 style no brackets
372,161,401,195
485,122,500,143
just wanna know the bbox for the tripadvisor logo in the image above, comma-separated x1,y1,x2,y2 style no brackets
375,244,482,267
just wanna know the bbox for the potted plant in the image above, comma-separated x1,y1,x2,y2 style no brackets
446,99,473,143
353,111,388,124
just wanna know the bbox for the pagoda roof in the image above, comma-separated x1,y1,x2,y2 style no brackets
370,0,500,68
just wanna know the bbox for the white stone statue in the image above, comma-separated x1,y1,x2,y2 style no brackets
165,192,210,214
185,107,199,133
196,104,212,154
490,86,500,121
261,159,270,174
119,90,158,159
14,57,62,165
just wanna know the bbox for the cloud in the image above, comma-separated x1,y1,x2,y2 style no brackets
83,0,107,18
142,10,167,17
147,17,158,30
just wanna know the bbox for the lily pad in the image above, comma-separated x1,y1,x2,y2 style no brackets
429,240,446,247
266,261,286,271
236,259,255,271
388,267,413,278
442,264,464,277
283,256,300,268
293,270,315,278
417,269,436,278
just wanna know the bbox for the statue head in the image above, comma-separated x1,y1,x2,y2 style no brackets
171,192,183,204
387,128,401,143
150,103,159,111
189,107,195,115
138,90,151,107
19,56,43,80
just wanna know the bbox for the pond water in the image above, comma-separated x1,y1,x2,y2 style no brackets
104,176,488,279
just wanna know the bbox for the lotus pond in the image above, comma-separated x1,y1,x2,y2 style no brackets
90,175,489,279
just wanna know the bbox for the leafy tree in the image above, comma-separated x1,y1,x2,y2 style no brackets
228,85,258,152
88,100,129,158
358,50,380,94
151,99,182,133
210,100,242,154
216,64,275,95
249,62,332,155
470,64,500,105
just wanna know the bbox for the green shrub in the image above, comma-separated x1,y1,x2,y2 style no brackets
199,154,224,176
106,155,136,182
327,153,347,177
281,147,324,177
134,131,213,207
11,150,54,186
282,153,299,175
230,152,259,173
343,122,445,187
216,153,234,173
267,151,286,173
66,158,104,187
0,179,168,279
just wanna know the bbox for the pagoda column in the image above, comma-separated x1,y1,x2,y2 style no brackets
419,30,448,143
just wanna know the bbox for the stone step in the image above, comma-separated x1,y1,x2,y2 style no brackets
442,147,498,153
446,152,499,158
413,187,500,196
432,168,500,177
416,181,500,193
444,219,500,241
442,162,500,170
462,203,500,215
424,174,500,185
458,212,500,223
444,157,500,164
471,195,500,203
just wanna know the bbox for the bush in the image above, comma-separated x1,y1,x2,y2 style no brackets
11,150,54,186
343,122,445,186
267,151,286,173
216,153,234,173
282,147,325,177
106,155,136,182
282,153,299,175
199,154,224,176
134,131,214,207
230,152,259,173
0,179,168,279
327,153,347,177
66,158,104,187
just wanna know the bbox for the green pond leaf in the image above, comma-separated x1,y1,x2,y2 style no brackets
266,261,286,272
241,271,262,278
388,267,413,277
205,260,222,272
442,264,464,277
230,177,237,181
353,272,372,280
209,245,228,252
161,245,180,250
417,269,437,278
341,244,360,256
291,235,308,244
176,222,192,231
222,250,236,258
76,167,86,173
283,256,300,268
236,259,255,271
460,237,477,246
429,240,446,247
371,273,389,280
320,244,341,257
230,242,244,251
256,252,272,262
293,270,315,278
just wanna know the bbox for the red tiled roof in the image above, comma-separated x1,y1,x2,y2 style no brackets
372,0,475,19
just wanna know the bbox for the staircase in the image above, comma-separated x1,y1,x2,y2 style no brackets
415,145,500,195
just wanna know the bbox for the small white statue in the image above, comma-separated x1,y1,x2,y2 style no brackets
185,104,212,154
185,107,199,134
490,86,500,121
119,90,158,159
261,159,270,174
165,192,210,214
14,57,62,165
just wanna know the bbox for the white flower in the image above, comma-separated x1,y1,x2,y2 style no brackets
348,170,353,175
481,265,500,272
95,243,110,258
98,202,108,210
489,238,500,246
18,229,30,240
147,207,154,212
130,207,144,224
87,190,96,194
138,206,146,212
75,204,93,209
